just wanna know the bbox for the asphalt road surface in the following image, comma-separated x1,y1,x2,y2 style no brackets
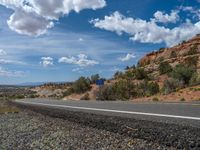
15,99,200,127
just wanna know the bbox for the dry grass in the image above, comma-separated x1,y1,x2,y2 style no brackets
0,101,20,114
0,107,20,114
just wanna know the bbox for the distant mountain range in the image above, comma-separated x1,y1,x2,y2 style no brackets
17,82,47,86
0,82,64,87
17,81,70,87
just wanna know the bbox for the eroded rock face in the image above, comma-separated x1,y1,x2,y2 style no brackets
138,34,200,73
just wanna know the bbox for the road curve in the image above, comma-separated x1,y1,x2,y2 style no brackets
15,99,200,127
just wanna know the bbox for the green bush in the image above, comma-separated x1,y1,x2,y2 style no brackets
72,77,91,94
159,48,165,52
162,78,183,94
187,45,198,55
96,79,136,101
97,80,159,100
137,81,160,97
124,70,135,80
96,85,115,101
135,68,148,80
62,88,74,97
158,56,164,62
15,95,25,99
158,61,172,75
28,94,38,98
185,56,198,68
152,97,159,102
112,79,135,100
147,82,160,95
114,71,124,79
131,65,136,69
189,73,200,86
170,51,177,58
125,66,130,70
182,40,186,44
170,64,195,85
90,74,100,84
180,98,185,101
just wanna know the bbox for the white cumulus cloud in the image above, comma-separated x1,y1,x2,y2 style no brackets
7,9,54,36
179,6,200,20
59,54,99,67
152,10,179,23
119,53,135,62
0,0,106,36
40,57,54,67
91,11,200,46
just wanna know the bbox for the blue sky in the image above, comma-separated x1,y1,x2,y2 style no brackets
0,0,200,84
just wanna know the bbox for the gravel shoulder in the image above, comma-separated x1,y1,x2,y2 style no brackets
0,110,169,150
0,103,200,150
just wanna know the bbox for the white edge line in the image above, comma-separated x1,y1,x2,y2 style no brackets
15,100,200,121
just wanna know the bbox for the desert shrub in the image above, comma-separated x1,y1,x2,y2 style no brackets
185,56,199,68
170,64,195,85
158,61,172,75
15,95,25,99
125,66,130,70
135,68,148,80
96,79,136,101
182,40,186,44
189,73,200,86
137,61,142,67
96,85,115,101
187,45,198,55
162,78,183,94
157,56,164,62
138,81,160,97
170,51,177,58
28,94,38,98
152,97,159,102
180,98,185,101
80,93,90,100
147,82,160,95
159,47,165,52
62,88,74,97
90,74,100,84
72,77,91,94
131,65,136,69
193,88,200,91
124,70,135,80
145,60,151,65
112,79,135,100
114,71,124,79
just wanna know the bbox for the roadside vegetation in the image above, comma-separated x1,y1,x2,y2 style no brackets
29,37,200,101
0,87,38,101
158,62,172,75
56,49,200,101
94,42,200,101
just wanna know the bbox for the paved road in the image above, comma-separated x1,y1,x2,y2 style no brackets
15,99,200,127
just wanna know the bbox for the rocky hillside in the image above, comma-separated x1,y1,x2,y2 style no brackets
138,34,200,75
